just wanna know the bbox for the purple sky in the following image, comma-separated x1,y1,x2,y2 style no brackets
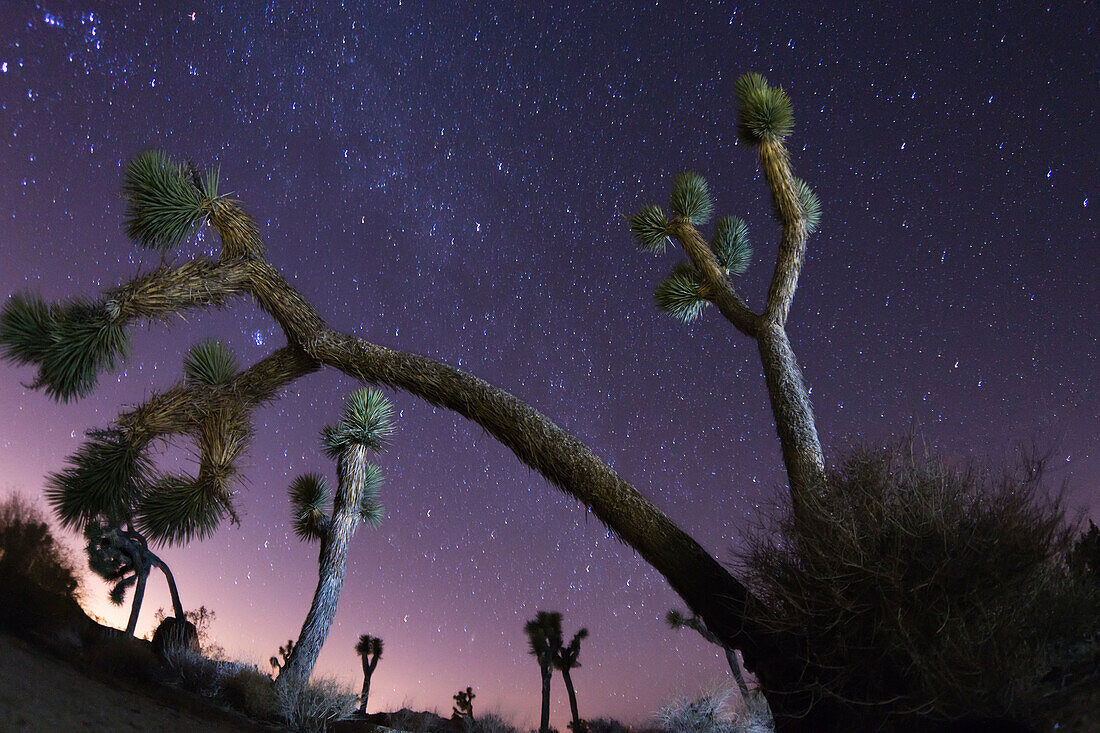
1,2,1096,728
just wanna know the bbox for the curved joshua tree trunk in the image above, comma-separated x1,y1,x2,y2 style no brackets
561,667,580,731
124,567,148,636
146,550,185,620
276,445,367,693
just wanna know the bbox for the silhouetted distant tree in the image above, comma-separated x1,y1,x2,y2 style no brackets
85,520,185,636
355,633,384,714
666,609,749,697
276,388,392,695
452,686,475,721
525,611,563,733
553,624,588,731
270,639,295,676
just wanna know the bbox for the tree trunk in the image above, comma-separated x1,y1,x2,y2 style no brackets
147,551,184,620
561,667,580,730
755,322,826,507
539,667,552,733
724,646,750,697
359,656,378,713
124,568,147,636
277,446,366,693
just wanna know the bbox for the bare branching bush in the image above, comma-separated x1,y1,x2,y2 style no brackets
276,676,357,732
471,712,521,733
741,443,1100,728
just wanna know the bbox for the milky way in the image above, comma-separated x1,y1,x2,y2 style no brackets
1,3,1096,728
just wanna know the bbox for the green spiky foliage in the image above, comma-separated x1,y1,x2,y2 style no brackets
135,474,229,546
321,388,394,458
357,462,385,527
183,339,238,386
710,216,753,274
793,177,822,234
669,171,714,226
0,293,130,402
735,73,794,144
123,150,220,252
629,204,670,252
655,264,708,323
45,429,151,530
290,473,330,542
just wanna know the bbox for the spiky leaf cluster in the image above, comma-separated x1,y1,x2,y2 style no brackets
553,627,589,671
45,429,150,530
710,216,752,274
735,73,794,144
355,634,383,658
524,611,563,668
654,264,709,323
0,294,130,402
184,339,238,386
794,177,822,234
321,388,394,458
669,171,714,226
289,473,330,542
357,462,385,527
629,204,670,252
84,521,147,606
123,150,218,252
135,474,229,546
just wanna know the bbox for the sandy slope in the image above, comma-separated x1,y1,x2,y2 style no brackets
0,632,275,733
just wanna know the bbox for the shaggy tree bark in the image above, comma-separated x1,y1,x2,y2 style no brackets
276,445,369,694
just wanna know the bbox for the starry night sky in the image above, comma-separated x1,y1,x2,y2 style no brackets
1,1,1096,728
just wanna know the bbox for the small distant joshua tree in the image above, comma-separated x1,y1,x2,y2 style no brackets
453,686,475,721
355,633,384,714
667,609,749,697
554,625,589,732
84,519,186,636
525,611,563,733
275,388,393,695
270,639,296,675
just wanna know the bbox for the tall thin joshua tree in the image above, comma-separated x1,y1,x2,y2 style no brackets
553,624,589,731
525,611,563,733
1,74,827,725
355,634,384,714
276,388,392,694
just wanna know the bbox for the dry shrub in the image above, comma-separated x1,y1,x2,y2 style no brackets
472,712,521,733
277,676,357,732
221,665,279,720
657,685,737,733
162,645,234,698
0,492,80,597
741,443,1100,729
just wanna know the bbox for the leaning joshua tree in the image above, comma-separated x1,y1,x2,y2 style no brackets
525,611,563,733
84,519,185,636
1,74,827,726
276,388,391,694
355,633,384,714
553,623,589,732
667,609,749,698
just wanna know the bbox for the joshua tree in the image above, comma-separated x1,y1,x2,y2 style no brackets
525,611,563,733
0,74,827,725
84,519,185,636
553,625,589,732
667,609,749,697
276,388,391,694
452,686,475,720
270,639,296,675
355,634,384,714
